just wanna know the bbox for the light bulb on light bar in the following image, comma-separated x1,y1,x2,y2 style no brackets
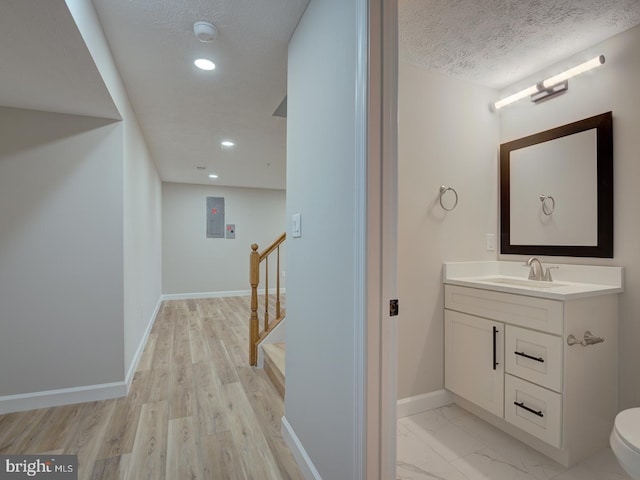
493,84,540,110
543,55,605,88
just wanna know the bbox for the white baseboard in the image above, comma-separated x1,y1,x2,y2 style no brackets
161,290,251,300
397,389,454,418
0,291,285,415
0,381,127,415
125,296,164,388
0,295,165,415
281,416,323,480
162,288,286,301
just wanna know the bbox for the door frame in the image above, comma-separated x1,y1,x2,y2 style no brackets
362,0,398,478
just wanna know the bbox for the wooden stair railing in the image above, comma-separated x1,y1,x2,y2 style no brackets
249,232,286,366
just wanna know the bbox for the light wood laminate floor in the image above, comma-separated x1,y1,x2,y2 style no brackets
0,297,303,480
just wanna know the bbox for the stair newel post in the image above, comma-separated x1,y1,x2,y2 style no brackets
275,245,281,319
249,243,260,366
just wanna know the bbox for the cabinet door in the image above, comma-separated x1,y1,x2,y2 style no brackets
445,310,504,417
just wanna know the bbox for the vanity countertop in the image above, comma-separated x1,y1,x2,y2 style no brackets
443,261,624,300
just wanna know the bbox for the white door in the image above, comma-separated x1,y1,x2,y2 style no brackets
445,310,504,417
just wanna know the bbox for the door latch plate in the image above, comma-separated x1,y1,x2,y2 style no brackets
390,299,399,317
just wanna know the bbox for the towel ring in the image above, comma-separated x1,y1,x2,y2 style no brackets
539,194,555,216
439,186,458,211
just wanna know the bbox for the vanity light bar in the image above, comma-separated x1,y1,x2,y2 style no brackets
492,55,605,111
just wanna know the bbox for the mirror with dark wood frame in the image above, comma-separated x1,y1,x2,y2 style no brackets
500,111,613,258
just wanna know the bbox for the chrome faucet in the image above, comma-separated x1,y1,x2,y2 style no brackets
524,257,558,282
525,257,544,281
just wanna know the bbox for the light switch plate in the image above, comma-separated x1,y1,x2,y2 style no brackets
292,213,301,238
486,233,496,252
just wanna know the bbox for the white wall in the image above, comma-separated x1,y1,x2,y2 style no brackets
397,62,499,400
66,0,162,380
123,125,162,375
286,0,366,478
162,183,285,295
0,0,161,405
498,24,640,410
0,107,124,395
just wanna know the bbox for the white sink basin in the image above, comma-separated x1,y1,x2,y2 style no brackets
477,277,567,289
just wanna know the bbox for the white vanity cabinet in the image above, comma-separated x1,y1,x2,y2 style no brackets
444,283,619,467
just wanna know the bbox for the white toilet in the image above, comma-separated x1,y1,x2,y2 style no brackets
611,408,640,479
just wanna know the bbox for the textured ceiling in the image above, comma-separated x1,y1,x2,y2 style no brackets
7,1,636,190
0,0,119,119
399,0,640,89
92,0,309,190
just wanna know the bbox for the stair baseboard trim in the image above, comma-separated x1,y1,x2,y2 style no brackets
125,296,164,388
397,389,454,418
281,416,323,480
0,382,127,415
257,319,287,368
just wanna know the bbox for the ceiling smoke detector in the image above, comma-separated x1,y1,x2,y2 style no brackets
193,21,217,42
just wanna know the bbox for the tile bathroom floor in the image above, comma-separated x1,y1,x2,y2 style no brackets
397,404,631,480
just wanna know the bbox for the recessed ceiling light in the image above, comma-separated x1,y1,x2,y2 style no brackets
221,140,235,147
194,59,216,71
208,174,219,179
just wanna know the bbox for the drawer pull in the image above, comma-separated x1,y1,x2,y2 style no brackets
514,351,544,363
514,401,544,418
493,326,499,370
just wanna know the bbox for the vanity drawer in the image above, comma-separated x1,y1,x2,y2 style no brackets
505,325,563,393
444,285,563,335
505,374,562,448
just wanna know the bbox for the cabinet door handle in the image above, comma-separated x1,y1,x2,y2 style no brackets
514,401,544,418
514,351,544,363
493,326,499,370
